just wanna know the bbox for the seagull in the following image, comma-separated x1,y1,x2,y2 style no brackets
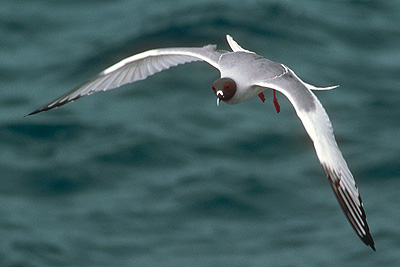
28,35,375,250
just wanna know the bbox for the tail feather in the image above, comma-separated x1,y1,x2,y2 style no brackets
303,82,339,91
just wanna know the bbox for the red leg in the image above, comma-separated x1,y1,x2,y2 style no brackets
258,92,266,103
273,90,280,113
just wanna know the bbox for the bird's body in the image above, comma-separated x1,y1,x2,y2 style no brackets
28,35,375,251
219,52,285,104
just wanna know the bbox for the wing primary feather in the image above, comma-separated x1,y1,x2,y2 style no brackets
323,163,375,251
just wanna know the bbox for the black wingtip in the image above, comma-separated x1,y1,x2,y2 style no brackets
365,233,376,252
364,235,376,251
321,163,376,251
25,108,43,117
361,219,375,251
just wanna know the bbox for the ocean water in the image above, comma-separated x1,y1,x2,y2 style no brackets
1,0,400,266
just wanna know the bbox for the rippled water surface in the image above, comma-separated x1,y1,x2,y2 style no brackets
1,0,400,266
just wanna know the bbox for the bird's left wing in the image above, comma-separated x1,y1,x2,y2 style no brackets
254,68,375,250
28,45,222,115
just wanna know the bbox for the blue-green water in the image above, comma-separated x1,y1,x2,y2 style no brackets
2,0,400,266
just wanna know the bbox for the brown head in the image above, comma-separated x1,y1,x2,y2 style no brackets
211,78,237,106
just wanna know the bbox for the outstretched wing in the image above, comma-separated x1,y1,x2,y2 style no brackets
255,68,375,250
28,45,222,115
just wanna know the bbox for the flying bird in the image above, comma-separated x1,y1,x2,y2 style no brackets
28,35,375,250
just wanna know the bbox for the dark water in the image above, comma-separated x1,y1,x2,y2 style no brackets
2,0,400,266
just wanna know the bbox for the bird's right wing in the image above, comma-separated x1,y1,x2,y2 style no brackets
28,45,223,115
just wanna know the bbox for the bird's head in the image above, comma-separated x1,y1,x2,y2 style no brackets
211,78,237,106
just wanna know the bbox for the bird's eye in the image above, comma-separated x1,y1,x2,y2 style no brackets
225,83,231,90
212,85,216,92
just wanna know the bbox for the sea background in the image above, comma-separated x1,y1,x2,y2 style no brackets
1,0,400,266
